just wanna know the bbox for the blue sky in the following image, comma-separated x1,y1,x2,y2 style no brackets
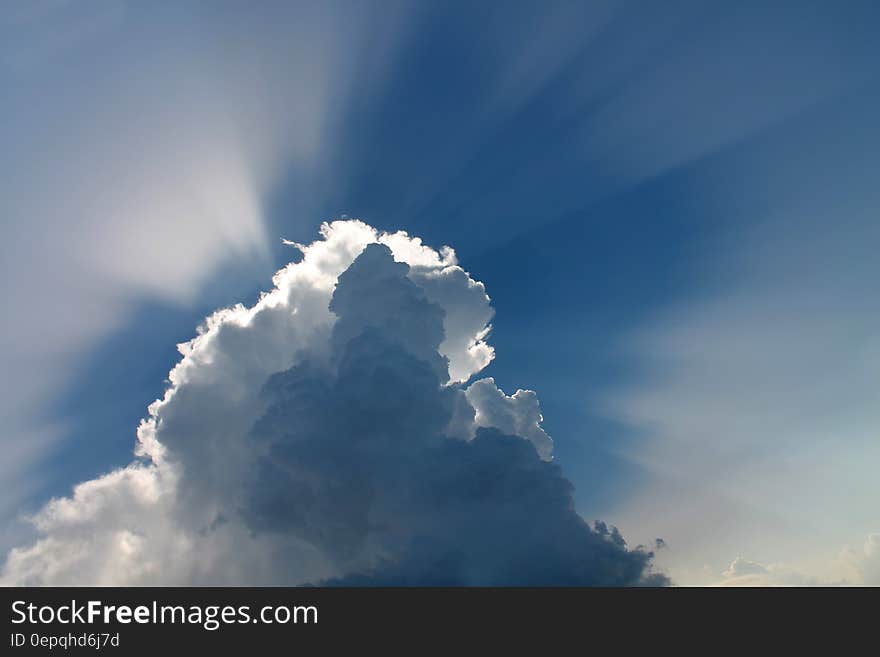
2,1,879,584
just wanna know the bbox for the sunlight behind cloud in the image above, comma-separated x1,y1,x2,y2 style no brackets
0,1,415,546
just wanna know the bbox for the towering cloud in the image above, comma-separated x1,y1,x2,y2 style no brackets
1,221,665,586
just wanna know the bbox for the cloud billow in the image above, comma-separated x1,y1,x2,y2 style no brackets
1,222,666,586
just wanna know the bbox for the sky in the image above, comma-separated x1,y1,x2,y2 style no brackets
1,0,878,585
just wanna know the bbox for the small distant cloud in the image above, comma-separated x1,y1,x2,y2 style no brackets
714,535,880,587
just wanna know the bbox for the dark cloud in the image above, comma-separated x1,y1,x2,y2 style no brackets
245,244,667,585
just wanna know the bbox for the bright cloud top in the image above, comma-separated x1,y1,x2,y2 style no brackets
2,220,664,586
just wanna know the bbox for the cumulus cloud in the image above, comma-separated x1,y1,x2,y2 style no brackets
1,221,665,586
708,532,880,586
840,534,880,585
716,558,819,587
465,379,553,460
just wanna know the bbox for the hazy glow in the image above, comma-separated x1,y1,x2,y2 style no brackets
0,1,413,547
602,170,880,584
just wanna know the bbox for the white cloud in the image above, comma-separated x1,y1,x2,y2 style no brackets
3,221,660,586
709,533,880,587
714,557,820,587
840,534,880,585
466,378,553,460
